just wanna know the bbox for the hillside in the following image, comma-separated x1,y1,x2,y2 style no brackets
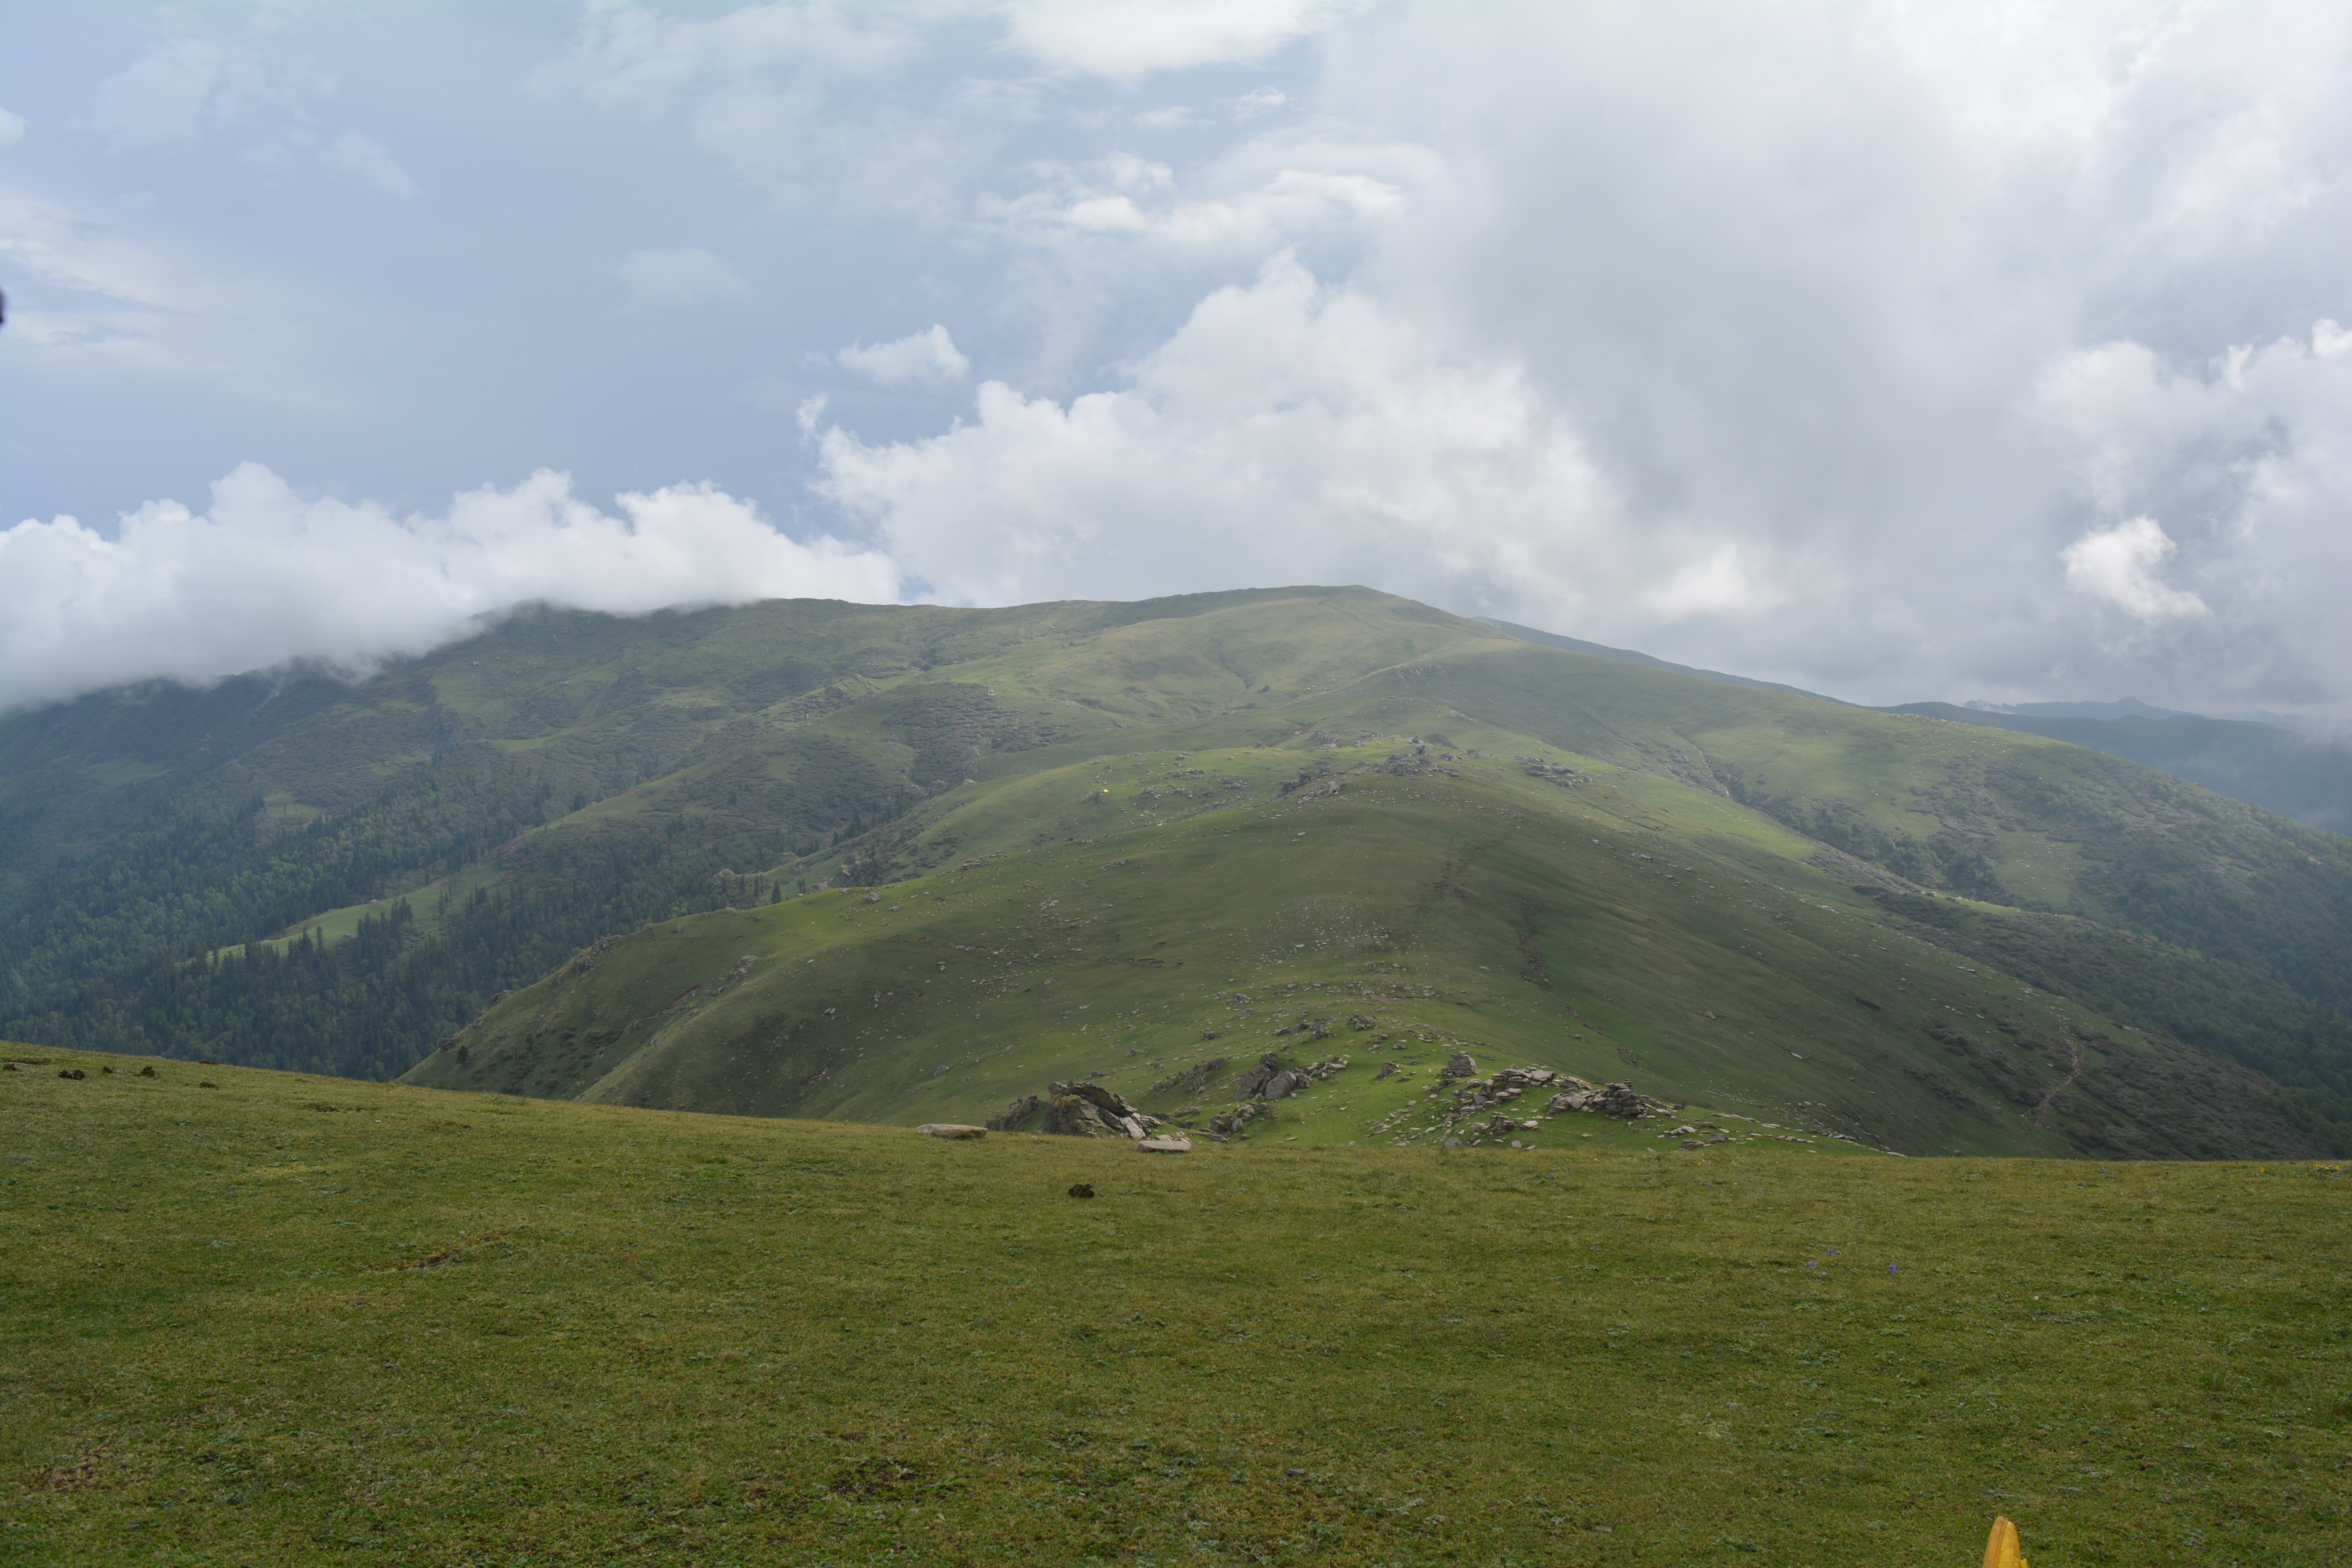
7,1049,2346,1564
5,588,2350,1155
1892,702,2352,837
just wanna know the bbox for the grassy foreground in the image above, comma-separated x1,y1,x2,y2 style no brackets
6,1049,2349,1566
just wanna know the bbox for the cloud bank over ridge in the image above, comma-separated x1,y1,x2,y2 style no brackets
0,466,896,712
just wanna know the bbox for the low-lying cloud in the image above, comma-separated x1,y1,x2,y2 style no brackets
0,465,897,713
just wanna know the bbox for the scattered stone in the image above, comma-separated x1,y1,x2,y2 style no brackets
1440,1052,1477,1078
1375,1062,1396,1081
1135,1136,1192,1154
916,1123,988,1139
1067,1183,1096,1199
58,1068,85,1080
198,1081,219,1089
1347,1014,1375,1030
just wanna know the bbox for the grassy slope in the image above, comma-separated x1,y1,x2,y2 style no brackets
6,1049,2348,1566
410,725,2315,1159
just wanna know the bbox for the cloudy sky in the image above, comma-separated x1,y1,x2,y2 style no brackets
4,2,2349,722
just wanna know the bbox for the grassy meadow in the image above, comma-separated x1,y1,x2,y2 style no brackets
7,1047,2348,1566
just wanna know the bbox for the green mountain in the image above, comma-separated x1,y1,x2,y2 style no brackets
4,588,2348,1156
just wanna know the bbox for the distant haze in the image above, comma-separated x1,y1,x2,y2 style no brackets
4,3,2349,720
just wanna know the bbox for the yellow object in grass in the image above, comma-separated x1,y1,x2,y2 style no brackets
1982,1515,2027,1568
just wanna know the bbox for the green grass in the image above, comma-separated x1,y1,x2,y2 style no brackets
7,1047,2348,1565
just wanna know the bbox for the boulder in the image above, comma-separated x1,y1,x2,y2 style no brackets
1440,1052,1477,1078
916,1123,988,1139
1234,1053,1293,1101
1135,1136,1192,1154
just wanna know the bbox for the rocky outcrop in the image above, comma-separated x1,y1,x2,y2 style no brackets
1233,1052,1348,1103
1042,1081,1161,1140
1539,1078,1672,1120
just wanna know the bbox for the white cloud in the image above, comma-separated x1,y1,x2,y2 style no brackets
318,129,418,199
2063,516,2209,621
1277,1,2352,708
0,108,25,147
836,325,971,388
817,254,1633,613
616,247,751,307
995,0,1358,81
987,138,1431,256
0,466,899,712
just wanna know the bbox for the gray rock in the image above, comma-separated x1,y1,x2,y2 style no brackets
1041,1080,1154,1138
916,1123,987,1139
1135,1136,1192,1154
1441,1052,1477,1078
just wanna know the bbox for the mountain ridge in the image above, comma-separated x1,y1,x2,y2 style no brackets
3,587,2346,1155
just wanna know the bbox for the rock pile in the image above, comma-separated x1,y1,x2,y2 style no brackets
1412,1067,1680,1144
1198,1051,1350,1140
1543,1079,1674,1120
1234,1051,1347,1103
1042,1081,1165,1141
